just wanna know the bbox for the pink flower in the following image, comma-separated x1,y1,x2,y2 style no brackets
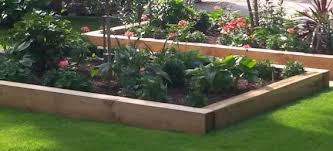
168,32,177,39
125,31,134,39
178,20,188,28
81,25,90,33
139,67,145,73
287,27,295,34
242,44,251,49
57,58,69,69
141,15,148,21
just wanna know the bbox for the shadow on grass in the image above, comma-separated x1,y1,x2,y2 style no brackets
1,89,333,151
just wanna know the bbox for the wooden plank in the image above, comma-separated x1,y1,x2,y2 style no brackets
205,69,329,129
0,69,328,134
0,81,213,134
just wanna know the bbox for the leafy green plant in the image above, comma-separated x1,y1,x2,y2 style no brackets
178,31,207,43
297,0,333,54
162,59,186,87
282,61,305,78
154,48,210,87
255,60,274,81
136,70,168,102
194,11,212,34
130,24,167,39
0,0,50,27
43,70,92,92
0,57,33,82
7,10,91,74
93,46,170,102
185,55,257,107
160,0,195,25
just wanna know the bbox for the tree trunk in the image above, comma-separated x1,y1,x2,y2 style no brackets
253,0,259,26
246,0,255,28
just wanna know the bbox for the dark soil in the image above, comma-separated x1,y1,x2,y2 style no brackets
76,60,283,107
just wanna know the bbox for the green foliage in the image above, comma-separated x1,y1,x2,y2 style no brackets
194,12,212,34
207,8,225,22
297,0,333,54
178,31,207,43
162,59,186,87
0,57,32,82
0,0,50,27
282,61,305,78
185,55,257,107
7,10,91,73
116,0,150,25
94,46,170,102
185,88,208,107
154,48,210,87
160,0,195,25
137,73,168,102
255,60,274,81
43,70,92,92
130,24,167,39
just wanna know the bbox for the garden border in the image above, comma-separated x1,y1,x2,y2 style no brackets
84,27,333,80
0,67,329,134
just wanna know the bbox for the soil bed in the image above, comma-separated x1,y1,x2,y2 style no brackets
76,60,283,107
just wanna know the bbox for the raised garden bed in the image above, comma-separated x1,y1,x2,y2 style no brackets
84,27,333,80
0,66,329,134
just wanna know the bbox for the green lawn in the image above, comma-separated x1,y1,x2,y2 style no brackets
63,16,120,32
1,89,333,151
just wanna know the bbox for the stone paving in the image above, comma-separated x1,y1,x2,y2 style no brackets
194,0,312,15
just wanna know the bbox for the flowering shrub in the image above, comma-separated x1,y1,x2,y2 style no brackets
42,69,92,92
219,17,252,47
223,17,247,32
7,11,91,74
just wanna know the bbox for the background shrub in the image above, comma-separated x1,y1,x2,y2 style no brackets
43,69,92,92
7,10,91,74
0,58,33,82
0,0,50,27
282,61,305,78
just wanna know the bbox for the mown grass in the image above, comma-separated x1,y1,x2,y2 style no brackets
1,89,333,151
63,16,120,32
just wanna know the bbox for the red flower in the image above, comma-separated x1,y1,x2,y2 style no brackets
141,15,148,21
242,44,251,49
223,17,247,32
57,58,69,69
125,32,134,39
178,20,188,28
287,27,295,34
81,25,90,33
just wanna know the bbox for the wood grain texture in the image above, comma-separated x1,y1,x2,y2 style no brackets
0,69,329,134
0,81,213,134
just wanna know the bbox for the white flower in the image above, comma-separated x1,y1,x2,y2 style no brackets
280,36,288,41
